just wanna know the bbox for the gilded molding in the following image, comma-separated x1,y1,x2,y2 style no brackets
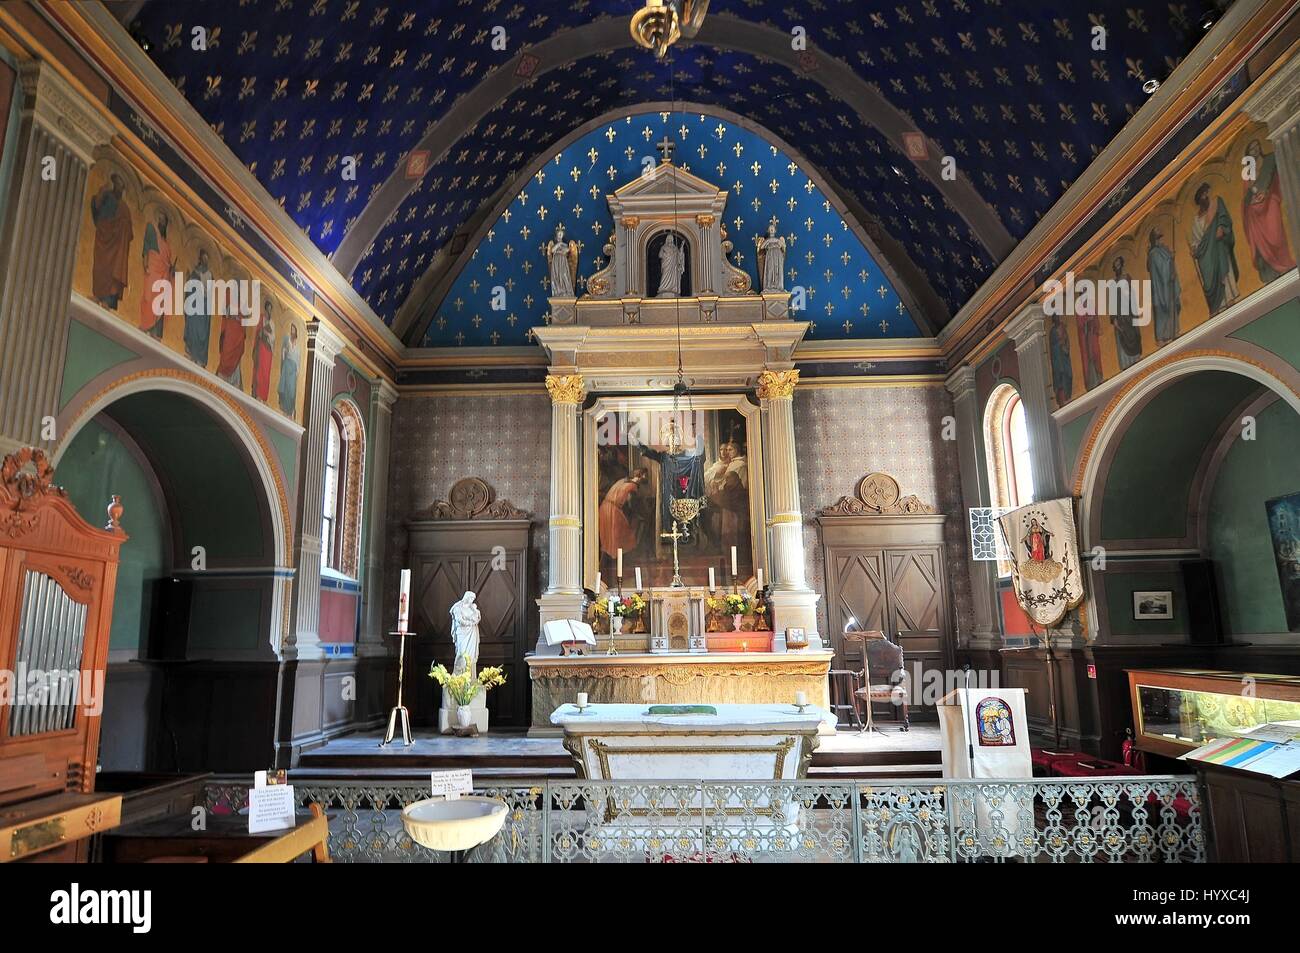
529,661,830,680
756,369,799,400
545,373,586,404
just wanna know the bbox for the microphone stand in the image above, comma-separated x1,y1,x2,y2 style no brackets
963,664,976,778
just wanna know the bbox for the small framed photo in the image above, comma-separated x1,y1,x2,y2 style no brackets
1133,590,1173,620
785,626,808,647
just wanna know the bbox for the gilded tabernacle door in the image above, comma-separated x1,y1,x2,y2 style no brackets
584,394,767,591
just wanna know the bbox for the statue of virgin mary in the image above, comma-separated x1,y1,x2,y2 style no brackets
449,591,481,676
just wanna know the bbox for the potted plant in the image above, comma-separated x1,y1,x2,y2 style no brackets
707,593,753,632
429,655,506,729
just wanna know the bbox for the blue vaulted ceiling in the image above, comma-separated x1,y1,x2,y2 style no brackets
127,0,1213,345
405,109,919,347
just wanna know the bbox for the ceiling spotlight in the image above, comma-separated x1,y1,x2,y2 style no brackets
128,21,152,52
891,165,904,177
1142,78,1161,94
1200,10,1220,32
631,0,710,59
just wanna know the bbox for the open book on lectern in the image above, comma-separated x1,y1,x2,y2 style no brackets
543,618,597,650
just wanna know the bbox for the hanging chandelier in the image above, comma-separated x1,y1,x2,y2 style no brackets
630,0,710,60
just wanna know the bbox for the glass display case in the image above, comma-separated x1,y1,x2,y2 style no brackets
1127,668,1300,758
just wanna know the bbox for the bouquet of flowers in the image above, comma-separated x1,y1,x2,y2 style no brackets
706,593,753,615
428,655,507,705
592,592,647,618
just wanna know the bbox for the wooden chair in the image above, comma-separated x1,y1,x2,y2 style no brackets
828,630,885,729
234,804,332,864
855,637,910,732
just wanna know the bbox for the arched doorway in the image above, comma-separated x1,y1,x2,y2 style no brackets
56,386,286,771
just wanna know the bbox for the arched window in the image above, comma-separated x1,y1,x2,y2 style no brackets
984,383,1035,575
321,400,366,577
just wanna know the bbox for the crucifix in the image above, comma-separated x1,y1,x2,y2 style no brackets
660,519,686,588
656,135,676,164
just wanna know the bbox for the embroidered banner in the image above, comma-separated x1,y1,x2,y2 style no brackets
997,498,1085,627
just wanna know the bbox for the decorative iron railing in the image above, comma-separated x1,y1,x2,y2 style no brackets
203,775,1204,863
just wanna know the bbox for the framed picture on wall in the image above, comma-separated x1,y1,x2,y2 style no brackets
1265,491,1300,632
1132,591,1173,620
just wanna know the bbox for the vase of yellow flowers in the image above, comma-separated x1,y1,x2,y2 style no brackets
707,593,753,632
429,655,507,730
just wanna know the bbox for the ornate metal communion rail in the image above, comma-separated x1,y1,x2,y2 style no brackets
203,775,1204,863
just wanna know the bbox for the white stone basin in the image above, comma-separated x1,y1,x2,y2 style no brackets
401,796,508,853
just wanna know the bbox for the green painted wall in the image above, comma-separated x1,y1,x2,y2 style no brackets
1101,372,1258,540
59,420,169,653
1231,299,1300,374
1206,399,1300,635
1058,408,1095,484
1102,568,1186,638
60,319,138,409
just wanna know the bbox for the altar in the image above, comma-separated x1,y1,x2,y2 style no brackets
526,651,832,735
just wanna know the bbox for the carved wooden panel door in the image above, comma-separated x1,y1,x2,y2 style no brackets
885,547,950,721
467,551,526,727
827,550,888,665
410,554,467,726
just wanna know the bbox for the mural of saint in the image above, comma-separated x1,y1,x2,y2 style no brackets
1146,228,1181,344
1048,312,1072,405
90,173,133,310
598,468,649,559
139,210,175,338
1107,256,1142,371
216,305,247,387
251,299,275,402
277,321,300,415
705,434,749,556
1076,297,1104,391
1241,140,1296,282
1190,183,1239,314
183,248,212,364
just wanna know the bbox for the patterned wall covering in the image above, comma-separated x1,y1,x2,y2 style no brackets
794,385,973,638
383,393,552,630
1047,120,1295,408
127,0,1210,339
408,109,919,347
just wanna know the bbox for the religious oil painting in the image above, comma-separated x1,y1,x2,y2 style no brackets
584,395,766,591
1265,491,1300,632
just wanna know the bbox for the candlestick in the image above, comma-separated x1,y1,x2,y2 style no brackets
595,571,602,594
617,548,623,577
731,546,738,576
635,567,642,591
708,567,716,591
397,569,410,635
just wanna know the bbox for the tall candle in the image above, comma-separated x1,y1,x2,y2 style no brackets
617,548,624,577
708,567,716,591
595,572,602,594
397,569,410,634
635,567,642,591
731,546,738,576
757,568,764,590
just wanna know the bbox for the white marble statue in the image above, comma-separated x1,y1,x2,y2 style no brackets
546,224,579,297
656,232,685,297
450,590,481,676
755,218,787,293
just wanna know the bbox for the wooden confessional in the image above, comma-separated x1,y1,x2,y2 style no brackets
0,448,127,862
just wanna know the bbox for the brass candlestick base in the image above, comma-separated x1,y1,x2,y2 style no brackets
380,630,417,747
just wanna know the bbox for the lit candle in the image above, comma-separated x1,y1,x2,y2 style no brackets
617,548,624,577
635,567,642,591
757,568,764,590
708,567,716,591
795,691,808,707
608,595,617,614
731,546,738,576
397,569,410,634
577,692,589,708
595,571,602,594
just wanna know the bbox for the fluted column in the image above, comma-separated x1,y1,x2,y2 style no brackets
1003,303,1067,501
1245,54,1300,258
945,365,1001,647
536,373,586,651
757,369,821,640
358,377,398,656
0,61,115,454
285,320,346,660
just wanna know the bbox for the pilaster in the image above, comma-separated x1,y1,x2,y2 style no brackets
537,373,587,650
358,377,398,656
1003,302,1067,501
0,61,115,453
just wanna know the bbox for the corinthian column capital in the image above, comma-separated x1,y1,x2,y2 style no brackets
756,368,799,400
545,373,585,404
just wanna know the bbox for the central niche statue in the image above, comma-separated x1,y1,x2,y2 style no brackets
755,218,787,293
656,232,686,297
546,224,579,298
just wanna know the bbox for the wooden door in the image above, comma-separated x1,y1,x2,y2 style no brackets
466,551,526,727
885,547,949,721
410,553,467,726
826,549,888,665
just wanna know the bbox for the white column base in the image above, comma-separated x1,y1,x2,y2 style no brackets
769,589,821,645
535,592,588,654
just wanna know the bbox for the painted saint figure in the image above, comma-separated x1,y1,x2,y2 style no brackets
1146,228,1181,345
216,304,247,387
755,219,787,292
1241,140,1296,282
90,173,133,310
1022,518,1052,563
1076,296,1104,391
1048,312,1073,406
1190,183,1239,314
656,233,685,297
1107,255,1142,371
705,438,748,554
449,591,481,677
598,468,648,559
251,299,275,401
139,210,175,338
277,322,300,415
183,248,213,365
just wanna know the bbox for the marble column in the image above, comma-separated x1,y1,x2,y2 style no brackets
0,61,115,454
285,320,346,660
536,373,586,650
945,366,1001,648
1245,54,1300,259
1003,302,1067,501
358,377,398,656
757,369,820,640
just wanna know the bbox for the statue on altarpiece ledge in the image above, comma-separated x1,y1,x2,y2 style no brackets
755,218,787,293
546,224,579,297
